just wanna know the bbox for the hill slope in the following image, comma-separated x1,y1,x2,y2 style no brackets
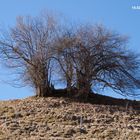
0,96,140,140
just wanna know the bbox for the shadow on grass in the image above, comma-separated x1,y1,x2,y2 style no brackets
45,89,140,110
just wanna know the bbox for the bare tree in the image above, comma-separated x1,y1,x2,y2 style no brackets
72,25,140,98
0,14,57,97
56,24,140,98
0,12,140,99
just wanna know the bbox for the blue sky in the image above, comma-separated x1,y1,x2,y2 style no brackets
0,0,140,100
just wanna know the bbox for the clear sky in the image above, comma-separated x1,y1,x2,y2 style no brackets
0,0,140,100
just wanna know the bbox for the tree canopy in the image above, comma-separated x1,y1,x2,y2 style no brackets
0,12,140,98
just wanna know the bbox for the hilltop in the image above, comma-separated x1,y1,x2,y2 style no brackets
0,95,140,140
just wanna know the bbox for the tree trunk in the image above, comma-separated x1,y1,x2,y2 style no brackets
76,74,91,100
36,85,50,97
66,77,72,95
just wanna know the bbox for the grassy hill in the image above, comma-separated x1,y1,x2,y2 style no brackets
0,94,140,140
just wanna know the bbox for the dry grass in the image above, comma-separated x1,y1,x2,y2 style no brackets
0,96,139,139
